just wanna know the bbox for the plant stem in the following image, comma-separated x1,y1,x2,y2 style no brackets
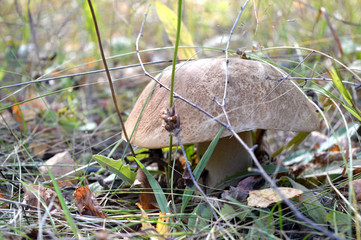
168,0,183,182
87,0,135,157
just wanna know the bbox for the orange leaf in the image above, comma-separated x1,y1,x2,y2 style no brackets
74,185,106,217
156,212,170,236
133,169,158,210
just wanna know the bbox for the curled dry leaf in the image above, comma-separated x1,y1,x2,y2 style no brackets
247,187,303,208
74,185,106,217
39,151,80,187
23,183,61,211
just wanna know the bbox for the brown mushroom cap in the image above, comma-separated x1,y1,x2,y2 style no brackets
123,58,319,148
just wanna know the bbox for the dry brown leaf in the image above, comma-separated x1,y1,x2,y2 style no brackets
39,151,80,187
74,185,106,217
221,176,261,201
351,179,361,201
133,168,158,210
312,148,358,165
30,142,51,158
23,183,61,211
0,191,9,209
247,187,303,208
12,91,49,123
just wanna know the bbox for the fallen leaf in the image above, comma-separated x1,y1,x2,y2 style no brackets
329,144,341,152
247,187,303,208
12,91,49,123
136,203,167,240
39,151,80,187
23,183,61,211
94,230,108,240
132,168,158,210
0,191,9,209
221,176,262,201
137,202,154,230
30,141,50,158
156,212,170,237
312,148,358,165
74,185,106,217
351,179,361,201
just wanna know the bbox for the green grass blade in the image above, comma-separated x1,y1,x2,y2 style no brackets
135,158,170,213
272,132,310,157
45,166,79,238
181,127,223,213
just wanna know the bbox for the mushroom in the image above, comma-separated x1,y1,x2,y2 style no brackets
123,58,319,187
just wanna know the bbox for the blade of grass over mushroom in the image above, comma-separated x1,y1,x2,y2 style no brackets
328,67,361,121
155,1,198,60
45,166,79,238
134,158,169,213
122,81,158,161
164,0,183,182
181,127,223,213
93,155,136,185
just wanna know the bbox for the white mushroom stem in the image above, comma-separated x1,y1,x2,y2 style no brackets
197,131,253,187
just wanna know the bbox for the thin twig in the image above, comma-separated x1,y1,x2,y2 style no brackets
175,135,220,223
216,0,250,126
0,59,187,91
87,0,135,157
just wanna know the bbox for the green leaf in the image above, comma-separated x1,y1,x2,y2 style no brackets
134,158,170,213
283,177,327,225
272,132,310,157
181,127,223,213
343,104,361,122
93,155,136,184
45,167,79,237
155,1,197,59
325,210,351,233
188,203,212,231
329,67,353,106
329,67,361,121
82,0,101,57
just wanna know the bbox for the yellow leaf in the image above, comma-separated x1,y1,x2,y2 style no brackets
155,1,197,60
136,203,154,230
156,212,170,236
